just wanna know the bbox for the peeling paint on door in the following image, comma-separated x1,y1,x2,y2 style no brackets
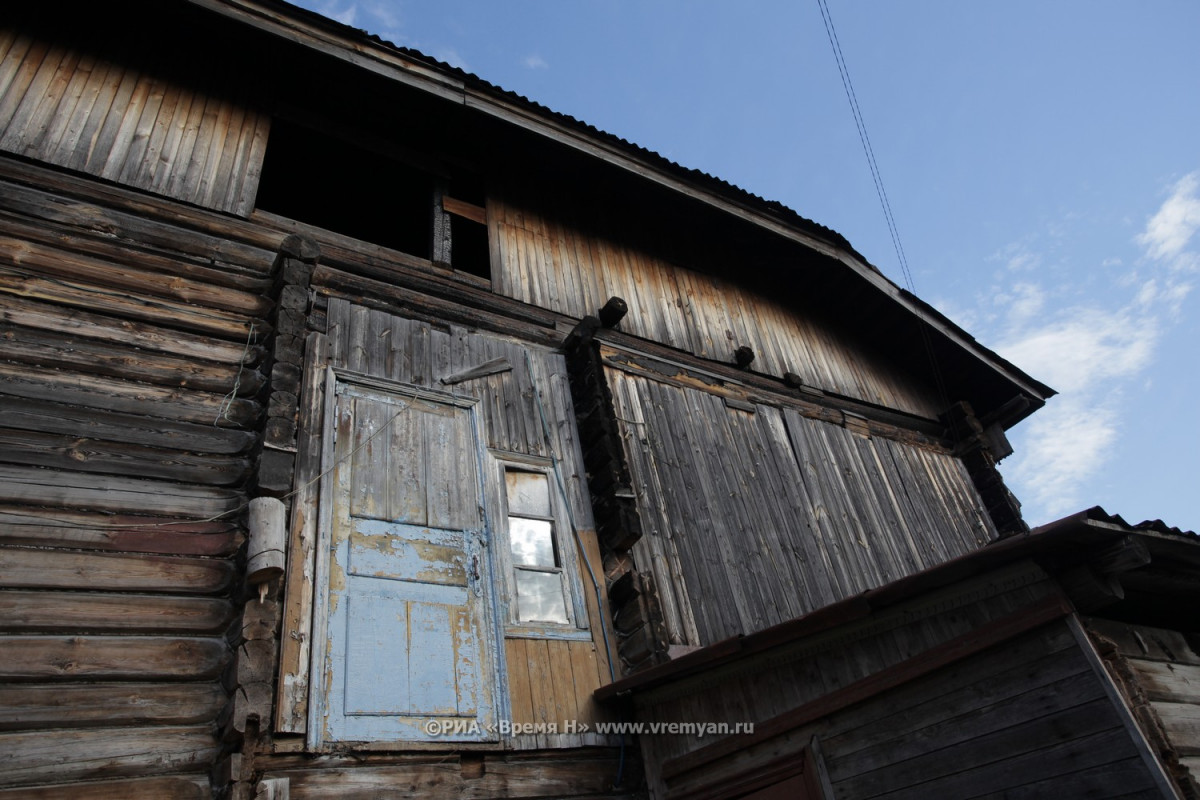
319,383,498,743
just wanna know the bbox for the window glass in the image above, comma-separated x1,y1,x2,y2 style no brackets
509,518,556,567
515,570,569,624
505,471,550,517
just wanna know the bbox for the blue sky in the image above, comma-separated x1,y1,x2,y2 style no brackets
293,0,1199,532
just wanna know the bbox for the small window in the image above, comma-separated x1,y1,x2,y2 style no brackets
496,462,588,636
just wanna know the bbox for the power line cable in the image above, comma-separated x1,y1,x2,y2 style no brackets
815,0,951,408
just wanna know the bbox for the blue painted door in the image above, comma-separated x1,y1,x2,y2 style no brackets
319,382,497,743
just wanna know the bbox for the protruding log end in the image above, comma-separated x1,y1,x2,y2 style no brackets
599,296,628,328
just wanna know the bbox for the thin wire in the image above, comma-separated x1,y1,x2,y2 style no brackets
815,0,951,408
215,322,257,425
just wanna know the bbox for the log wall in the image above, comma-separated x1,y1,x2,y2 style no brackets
0,157,279,796
0,28,269,217
491,196,942,419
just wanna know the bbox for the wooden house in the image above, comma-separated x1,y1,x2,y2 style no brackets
0,2,1194,798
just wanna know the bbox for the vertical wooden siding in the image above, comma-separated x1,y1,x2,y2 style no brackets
0,28,269,216
0,169,278,795
491,196,942,419
609,367,994,647
319,298,615,749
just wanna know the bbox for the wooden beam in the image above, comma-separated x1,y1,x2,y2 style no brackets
442,195,487,225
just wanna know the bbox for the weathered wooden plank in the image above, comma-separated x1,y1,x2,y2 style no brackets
0,362,262,428
0,233,271,315
0,636,227,681
0,177,276,276
0,725,219,788
0,427,252,486
0,592,233,634
0,682,226,730
834,700,1127,797
821,625,1082,755
0,774,211,800
0,396,256,454
0,263,260,341
1128,659,1200,704
0,205,275,291
826,671,1107,779
0,325,265,396
1087,618,1200,666
276,332,329,734
1154,701,1200,756
275,754,631,799
846,728,1150,800
0,465,242,517
547,639,580,728
0,547,233,594
0,505,241,556
505,638,536,726
0,39,63,154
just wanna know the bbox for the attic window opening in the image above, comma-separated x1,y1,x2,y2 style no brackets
253,119,433,258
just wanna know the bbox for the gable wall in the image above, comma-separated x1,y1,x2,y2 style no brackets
0,28,269,217
490,195,943,419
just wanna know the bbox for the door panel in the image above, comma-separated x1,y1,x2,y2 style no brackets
320,382,497,743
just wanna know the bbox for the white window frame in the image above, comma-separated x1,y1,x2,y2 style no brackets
488,450,590,640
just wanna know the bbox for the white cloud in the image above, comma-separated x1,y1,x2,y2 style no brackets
998,308,1157,521
363,1,401,31
1009,397,1119,517
1138,172,1200,265
523,54,549,70
313,1,358,26
431,48,469,71
997,308,1156,394
991,170,1199,525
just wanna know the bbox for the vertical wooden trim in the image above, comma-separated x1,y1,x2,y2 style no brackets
275,332,329,734
304,366,339,749
807,734,835,799
1067,614,1182,799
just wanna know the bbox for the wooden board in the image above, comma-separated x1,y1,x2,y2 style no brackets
0,30,267,215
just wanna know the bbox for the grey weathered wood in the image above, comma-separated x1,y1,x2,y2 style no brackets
0,426,252,485
0,33,268,214
0,362,262,428
276,333,329,734
0,591,233,634
0,636,227,681
0,547,234,593
0,725,220,788
0,465,243,517
439,357,512,386
0,775,211,799
0,505,241,556
0,396,256,454
0,326,265,396
0,682,226,730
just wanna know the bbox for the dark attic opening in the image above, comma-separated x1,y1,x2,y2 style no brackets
254,118,490,280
